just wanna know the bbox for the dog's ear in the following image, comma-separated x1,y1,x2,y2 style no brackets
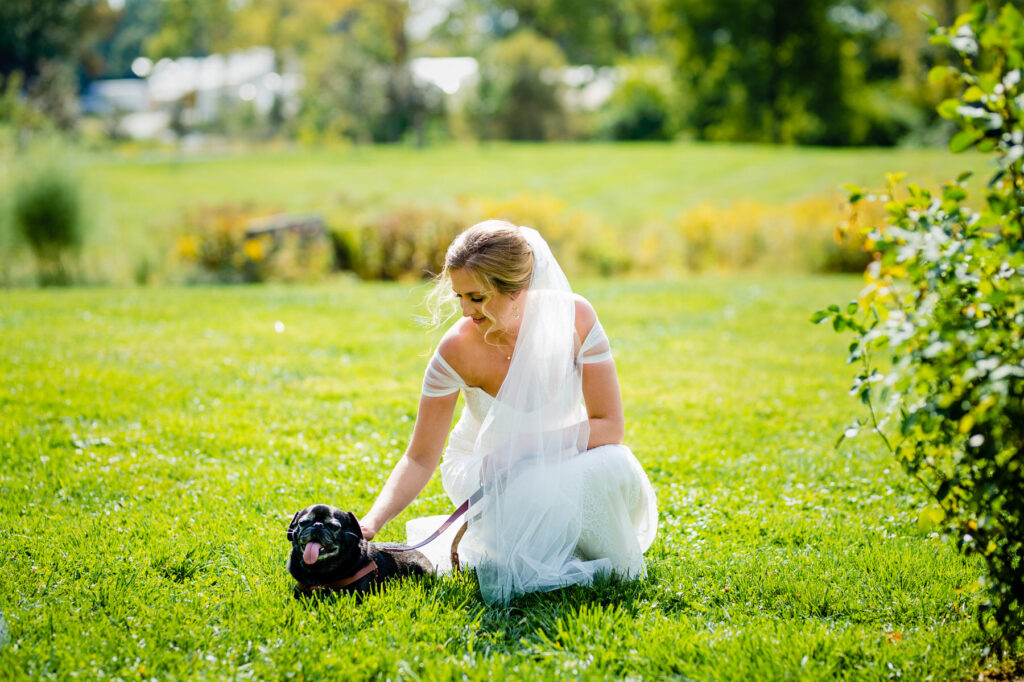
331,509,360,531
286,508,306,542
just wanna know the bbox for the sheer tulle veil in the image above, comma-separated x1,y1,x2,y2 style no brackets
465,226,611,604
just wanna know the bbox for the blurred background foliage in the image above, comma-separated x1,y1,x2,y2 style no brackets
0,0,1020,285
4,0,1023,147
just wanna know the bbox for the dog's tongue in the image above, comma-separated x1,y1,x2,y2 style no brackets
302,541,322,565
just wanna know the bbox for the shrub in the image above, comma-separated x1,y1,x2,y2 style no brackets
329,203,469,281
673,197,876,274
176,205,334,284
599,59,678,141
470,194,631,276
814,4,1024,655
326,193,877,282
468,30,569,141
327,194,634,281
12,165,84,286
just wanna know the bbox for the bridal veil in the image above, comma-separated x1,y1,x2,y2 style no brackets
464,226,612,603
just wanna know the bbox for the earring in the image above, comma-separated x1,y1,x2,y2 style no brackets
512,304,519,319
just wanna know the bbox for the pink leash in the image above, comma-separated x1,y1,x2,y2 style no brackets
389,488,482,551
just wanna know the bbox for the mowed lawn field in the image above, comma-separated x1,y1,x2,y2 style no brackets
0,141,993,284
0,275,989,680
80,142,991,221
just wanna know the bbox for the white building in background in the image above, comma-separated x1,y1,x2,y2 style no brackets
562,66,617,111
410,57,478,97
146,46,300,117
80,47,615,141
80,46,302,140
407,57,615,110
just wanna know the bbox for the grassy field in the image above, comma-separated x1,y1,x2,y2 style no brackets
0,275,993,680
0,141,995,284
76,142,992,223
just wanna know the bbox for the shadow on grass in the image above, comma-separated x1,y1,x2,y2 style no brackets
427,564,660,647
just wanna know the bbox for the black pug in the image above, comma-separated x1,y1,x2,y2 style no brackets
286,504,433,597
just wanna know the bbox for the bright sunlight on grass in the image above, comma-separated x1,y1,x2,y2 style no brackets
0,275,986,680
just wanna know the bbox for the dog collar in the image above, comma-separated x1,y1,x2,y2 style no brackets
296,560,378,595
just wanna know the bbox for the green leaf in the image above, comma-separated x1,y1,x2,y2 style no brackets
928,65,950,84
917,505,945,531
810,310,830,324
944,185,968,202
949,129,981,153
957,171,974,183
964,85,985,101
937,99,960,120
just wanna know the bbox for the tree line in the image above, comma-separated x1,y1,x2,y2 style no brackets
2,0,1021,146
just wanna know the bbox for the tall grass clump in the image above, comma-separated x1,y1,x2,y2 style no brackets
176,204,334,284
328,203,467,281
674,197,879,274
330,193,876,280
327,194,633,281
11,164,84,285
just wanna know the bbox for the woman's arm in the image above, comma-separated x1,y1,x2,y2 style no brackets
577,297,625,449
359,390,459,539
582,359,625,448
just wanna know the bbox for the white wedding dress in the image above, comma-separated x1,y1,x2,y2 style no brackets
407,319,658,584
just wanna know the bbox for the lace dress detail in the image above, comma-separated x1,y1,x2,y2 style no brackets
409,321,658,577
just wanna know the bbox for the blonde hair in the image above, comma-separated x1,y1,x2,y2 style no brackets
425,220,534,340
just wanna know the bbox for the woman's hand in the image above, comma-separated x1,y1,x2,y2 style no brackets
359,521,376,540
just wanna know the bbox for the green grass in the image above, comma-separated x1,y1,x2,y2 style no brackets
0,275,993,680
0,141,995,284
79,141,988,216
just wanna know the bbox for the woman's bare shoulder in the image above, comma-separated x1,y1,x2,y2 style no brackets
572,294,598,338
436,318,476,371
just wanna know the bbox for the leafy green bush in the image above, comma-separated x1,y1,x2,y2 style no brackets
329,203,468,281
296,34,442,145
814,4,1024,655
328,194,637,281
599,59,677,141
176,205,334,284
327,191,875,282
468,30,569,141
12,166,84,286
673,197,875,274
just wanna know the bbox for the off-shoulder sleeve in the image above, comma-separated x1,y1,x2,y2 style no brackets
577,319,614,365
421,350,467,397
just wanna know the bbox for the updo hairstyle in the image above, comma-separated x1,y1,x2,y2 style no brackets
426,220,534,335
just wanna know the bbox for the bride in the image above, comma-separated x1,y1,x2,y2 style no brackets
359,220,657,604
